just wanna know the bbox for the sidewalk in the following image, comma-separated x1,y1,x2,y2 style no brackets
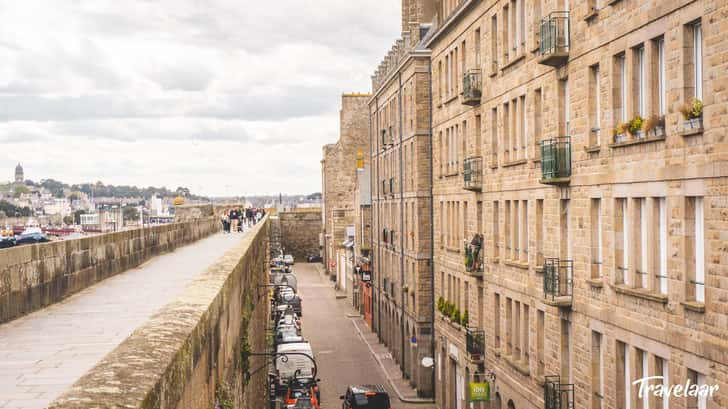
351,317,436,406
312,263,347,299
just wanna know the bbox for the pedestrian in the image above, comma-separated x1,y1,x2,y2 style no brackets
229,209,238,233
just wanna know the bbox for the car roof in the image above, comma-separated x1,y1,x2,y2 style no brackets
276,342,312,352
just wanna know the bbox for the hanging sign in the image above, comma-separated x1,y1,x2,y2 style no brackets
468,382,490,402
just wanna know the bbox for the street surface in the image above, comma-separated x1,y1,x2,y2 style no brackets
296,262,435,409
0,231,247,409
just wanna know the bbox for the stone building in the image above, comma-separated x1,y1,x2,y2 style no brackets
353,159,373,315
321,94,371,293
426,0,727,409
368,0,436,397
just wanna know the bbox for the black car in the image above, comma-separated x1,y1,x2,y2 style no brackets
306,254,322,263
0,236,16,249
339,385,391,409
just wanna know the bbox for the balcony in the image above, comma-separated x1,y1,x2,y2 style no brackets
462,69,482,106
463,157,483,191
538,11,570,67
544,375,574,409
540,137,571,185
466,328,485,362
464,234,484,277
543,258,573,307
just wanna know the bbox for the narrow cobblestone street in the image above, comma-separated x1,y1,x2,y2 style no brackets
295,262,435,409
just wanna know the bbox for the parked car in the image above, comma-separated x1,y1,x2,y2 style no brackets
276,342,315,387
0,235,16,249
283,254,295,265
339,385,391,409
15,227,49,246
283,376,320,409
306,254,322,263
275,328,305,345
279,294,302,317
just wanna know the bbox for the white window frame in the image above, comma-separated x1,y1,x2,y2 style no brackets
697,372,707,409
657,38,666,115
595,65,601,144
563,79,570,135
660,358,669,409
640,198,648,288
694,23,703,100
659,198,668,294
623,199,629,285
625,346,632,409
695,197,705,302
637,46,646,117
620,55,627,122
642,351,649,409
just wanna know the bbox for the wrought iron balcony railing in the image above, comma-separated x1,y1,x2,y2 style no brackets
544,375,575,409
539,11,570,67
540,137,571,185
466,328,485,362
543,258,573,306
462,69,482,106
463,157,483,191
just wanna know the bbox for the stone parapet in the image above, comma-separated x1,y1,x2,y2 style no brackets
48,217,269,409
0,217,220,324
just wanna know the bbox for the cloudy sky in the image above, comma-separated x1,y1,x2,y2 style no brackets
0,1,399,196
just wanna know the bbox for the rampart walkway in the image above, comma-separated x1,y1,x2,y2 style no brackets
0,231,248,409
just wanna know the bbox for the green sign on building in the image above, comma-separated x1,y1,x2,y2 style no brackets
468,381,490,402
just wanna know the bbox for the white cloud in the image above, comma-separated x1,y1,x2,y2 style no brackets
0,0,399,195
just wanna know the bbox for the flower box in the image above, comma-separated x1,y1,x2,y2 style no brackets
683,117,703,130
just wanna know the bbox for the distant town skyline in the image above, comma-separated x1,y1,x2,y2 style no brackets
0,1,400,196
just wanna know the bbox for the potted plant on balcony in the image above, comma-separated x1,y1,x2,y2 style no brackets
613,122,629,143
437,296,445,313
451,308,461,326
679,98,704,131
628,115,644,139
643,115,666,139
461,309,469,327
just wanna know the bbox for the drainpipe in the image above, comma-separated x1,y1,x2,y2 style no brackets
398,70,406,375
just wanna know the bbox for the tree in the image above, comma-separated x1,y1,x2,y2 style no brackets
123,207,139,221
63,215,74,225
13,185,29,198
0,200,32,217
73,209,88,225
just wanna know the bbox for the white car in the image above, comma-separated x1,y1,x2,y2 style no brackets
283,254,295,265
276,342,315,386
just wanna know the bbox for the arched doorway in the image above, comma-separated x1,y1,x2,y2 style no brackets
494,392,502,409
507,399,516,409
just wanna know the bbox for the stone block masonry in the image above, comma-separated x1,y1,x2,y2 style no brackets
0,217,220,324
48,216,270,409
279,209,322,260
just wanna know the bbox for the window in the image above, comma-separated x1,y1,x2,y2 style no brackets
537,309,545,377
493,201,500,259
475,114,482,156
617,53,627,122
615,198,628,284
654,197,668,294
637,349,649,409
634,45,646,119
475,29,481,68
560,78,570,135
591,331,603,409
491,107,498,166
523,304,530,364
522,200,529,263
503,102,510,160
637,198,648,289
687,369,708,409
494,293,501,349
503,5,510,61
491,15,499,70
534,88,543,158
589,65,601,146
561,318,571,382
513,300,521,360
652,37,666,116
505,200,512,257
560,199,571,260
590,198,602,279
694,22,703,100
536,199,544,265
505,297,513,355
520,95,527,157
655,357,669,409
616,341,631,409
439,60,444,103
687,197,705,302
